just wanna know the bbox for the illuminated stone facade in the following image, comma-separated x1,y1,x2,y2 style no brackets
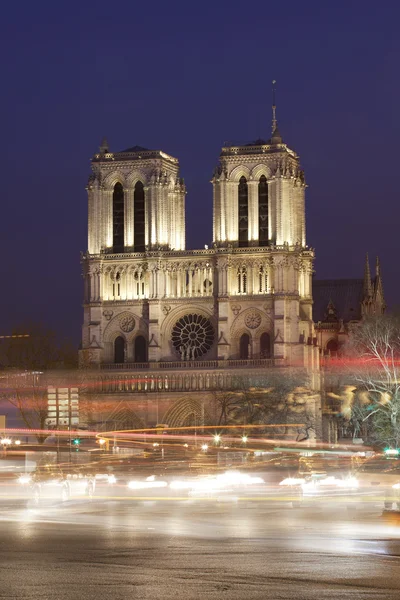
80,127,320,429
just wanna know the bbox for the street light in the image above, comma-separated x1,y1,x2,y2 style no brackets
213,434,221,444
14,439,21,446
98,438,106,446
1,438,11,446
201,443,208,452
241,435,248,444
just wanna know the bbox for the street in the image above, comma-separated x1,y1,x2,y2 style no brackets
1,497,400,599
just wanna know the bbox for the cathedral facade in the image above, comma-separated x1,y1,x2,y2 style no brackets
80,123,320,430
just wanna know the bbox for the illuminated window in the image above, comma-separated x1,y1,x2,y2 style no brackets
258,175,268,246
238,176,248,247
113,183,124,252
134,181,145,252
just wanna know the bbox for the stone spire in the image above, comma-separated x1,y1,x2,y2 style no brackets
373,256,386,314
272,80,277,133
99,137,109,154
363,253,372,299
270,80,283,144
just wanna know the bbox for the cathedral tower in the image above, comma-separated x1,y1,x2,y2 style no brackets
87,141,186,254
212,129,305,248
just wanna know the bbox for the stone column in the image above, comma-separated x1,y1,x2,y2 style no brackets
188,268,193,297
125,188,134,248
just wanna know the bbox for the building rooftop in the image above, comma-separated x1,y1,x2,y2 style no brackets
119,145,150,153
312,279,365,323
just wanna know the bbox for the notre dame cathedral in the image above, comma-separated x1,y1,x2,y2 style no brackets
81,111,381,434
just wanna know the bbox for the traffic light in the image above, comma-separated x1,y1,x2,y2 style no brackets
72,438,81,449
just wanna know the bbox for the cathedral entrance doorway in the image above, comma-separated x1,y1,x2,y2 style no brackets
135,335,147,363
260,332,271,358
114,336,126,363
239,333,250,359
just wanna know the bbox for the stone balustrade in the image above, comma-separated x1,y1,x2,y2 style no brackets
100,358,274,371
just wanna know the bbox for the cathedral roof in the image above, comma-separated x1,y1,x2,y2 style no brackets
312,279,364,323
119,145,150,153
245,138,271,146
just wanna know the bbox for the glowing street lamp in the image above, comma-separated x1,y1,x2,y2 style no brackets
213,434,221,444
98,438,106,446
241,435,248,444
14,439,21,446
1,438,11,446
201,443,208,452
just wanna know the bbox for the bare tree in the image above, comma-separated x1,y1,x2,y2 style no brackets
213,369,318,441
211,390,241,425
0,371,48,442
0,324,77,440
341,315,400,448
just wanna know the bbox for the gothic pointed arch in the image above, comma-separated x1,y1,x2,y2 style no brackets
162,397,212,428
101,401,145,431
113,182,124,252
228,165,251,182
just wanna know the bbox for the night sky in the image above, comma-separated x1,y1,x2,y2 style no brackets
0,0,399,346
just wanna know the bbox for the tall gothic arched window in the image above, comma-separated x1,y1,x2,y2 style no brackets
258,175,268,246
114,336,126,364
113,183,124,252
238,176,248,247
134,181,145,252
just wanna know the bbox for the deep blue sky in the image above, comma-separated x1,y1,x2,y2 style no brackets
0,0,399,345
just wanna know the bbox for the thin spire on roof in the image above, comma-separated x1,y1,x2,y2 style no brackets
375,255,381,277
99,137,109,154
373,255,386,313
363,253,372,299
272,80,277,133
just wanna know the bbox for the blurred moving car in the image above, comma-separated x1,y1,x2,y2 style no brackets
279,452,365,503
20,463,96,505
351,455,400,509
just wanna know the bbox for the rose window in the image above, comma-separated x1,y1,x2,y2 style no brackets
119,315,135,333
171,314,214,359
245,311,261,329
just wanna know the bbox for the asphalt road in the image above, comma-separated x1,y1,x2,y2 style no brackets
1,497,400,600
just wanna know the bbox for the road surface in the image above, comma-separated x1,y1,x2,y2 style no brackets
1,496,400,599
